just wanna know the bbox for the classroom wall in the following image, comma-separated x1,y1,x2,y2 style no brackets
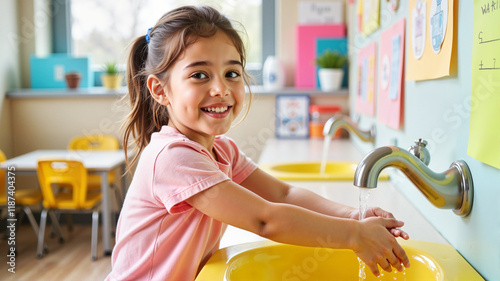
0,0,20,157
347,1,498,279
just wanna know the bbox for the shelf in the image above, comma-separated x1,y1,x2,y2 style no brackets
6,87,127,99
250,86,348,96
6,86,348,99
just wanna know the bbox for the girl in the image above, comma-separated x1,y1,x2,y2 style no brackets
107,6,410,280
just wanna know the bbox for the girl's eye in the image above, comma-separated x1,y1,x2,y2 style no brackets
226,71,241,79
190,72,208,79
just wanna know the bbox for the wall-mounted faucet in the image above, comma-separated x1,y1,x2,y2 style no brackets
323,114,375,143
353,139,474,217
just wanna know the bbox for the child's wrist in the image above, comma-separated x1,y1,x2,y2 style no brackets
347,219,361,251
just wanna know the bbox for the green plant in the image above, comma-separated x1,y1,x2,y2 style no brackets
102,61,120,75
315,50,348,69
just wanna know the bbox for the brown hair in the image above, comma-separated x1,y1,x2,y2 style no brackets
122,5,252,169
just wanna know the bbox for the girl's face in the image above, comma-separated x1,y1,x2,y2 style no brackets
161,31,245,145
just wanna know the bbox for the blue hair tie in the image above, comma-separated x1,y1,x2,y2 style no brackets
145,27,153,43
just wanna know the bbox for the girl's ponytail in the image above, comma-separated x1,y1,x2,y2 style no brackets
122,35,159,170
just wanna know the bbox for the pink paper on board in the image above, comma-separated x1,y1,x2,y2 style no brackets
355,41,376,116
295,24,346,88
377,18,405,129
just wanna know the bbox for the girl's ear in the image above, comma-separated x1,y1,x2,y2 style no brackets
147,75,170,105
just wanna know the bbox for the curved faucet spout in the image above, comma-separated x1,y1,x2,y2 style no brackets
323,115,375,143
353,146,474,217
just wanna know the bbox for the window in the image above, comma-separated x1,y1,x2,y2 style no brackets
69,0,265,69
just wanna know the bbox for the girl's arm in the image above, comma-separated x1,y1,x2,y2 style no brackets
239,168,357,218
185,177,410,276
240,168,409,239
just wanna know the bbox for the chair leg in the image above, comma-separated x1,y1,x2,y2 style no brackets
22,206,39,237
91,210,99,261
48,211,64,243
37,209,48,259
23,206,49,253
113,183,124,209
65,213,74,232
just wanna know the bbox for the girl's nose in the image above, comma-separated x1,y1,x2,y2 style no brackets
210,81,230,97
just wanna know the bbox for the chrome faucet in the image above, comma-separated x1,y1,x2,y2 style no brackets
353,139,474,217
323,114,375,143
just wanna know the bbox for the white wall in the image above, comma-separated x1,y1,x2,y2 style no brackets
0,0,21,157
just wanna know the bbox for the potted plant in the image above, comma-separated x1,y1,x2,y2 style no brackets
65,72,82,89
101,61,123,90
315,50,348,91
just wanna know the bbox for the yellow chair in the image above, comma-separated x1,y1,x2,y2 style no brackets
68,134,122,205
0,150,43,239
68,134,119,151
36,159,101,260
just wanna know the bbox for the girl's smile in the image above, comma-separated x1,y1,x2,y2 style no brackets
201,103,233,117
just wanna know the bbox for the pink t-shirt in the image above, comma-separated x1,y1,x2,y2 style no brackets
106,126,257,281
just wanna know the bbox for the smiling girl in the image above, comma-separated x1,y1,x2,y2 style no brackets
106,6,409,280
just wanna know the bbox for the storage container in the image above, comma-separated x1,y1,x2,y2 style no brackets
309,104,342,138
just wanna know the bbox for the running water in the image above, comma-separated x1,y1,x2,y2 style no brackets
320,136,331,174
358,188,371,281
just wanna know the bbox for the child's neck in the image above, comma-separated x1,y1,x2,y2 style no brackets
167,124,216,156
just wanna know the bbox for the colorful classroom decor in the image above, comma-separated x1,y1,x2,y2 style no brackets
406,0,456,81
315,38,348,89
275,94,311,139
360,0,381,36
468,0,500,169
429,0,448,54
295,24,346,88
355,41,377,116
298,1,344,25
411,0,427,59
377,18,406,129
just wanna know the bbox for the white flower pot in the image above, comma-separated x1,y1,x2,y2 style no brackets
318,68,343,91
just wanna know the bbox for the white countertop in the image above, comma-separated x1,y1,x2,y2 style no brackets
220,138,449,248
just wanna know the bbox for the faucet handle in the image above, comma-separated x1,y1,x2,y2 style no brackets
409,138,431,166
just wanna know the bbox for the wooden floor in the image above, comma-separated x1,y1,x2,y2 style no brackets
1,223,112,280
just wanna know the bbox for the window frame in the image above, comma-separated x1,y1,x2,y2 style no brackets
51,0,275,85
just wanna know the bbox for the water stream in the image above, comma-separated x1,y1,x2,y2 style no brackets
320,136,331,174
358,188,371,281
320,136,370,280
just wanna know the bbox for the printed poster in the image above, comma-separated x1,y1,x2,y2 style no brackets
378,18,405,130
355,41,376,116
406,0,456,81
468,0,500,168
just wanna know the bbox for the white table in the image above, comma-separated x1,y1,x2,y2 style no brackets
0,149,128,255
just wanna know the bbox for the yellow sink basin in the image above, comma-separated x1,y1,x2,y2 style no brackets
196,240,484,281
259,161,389,181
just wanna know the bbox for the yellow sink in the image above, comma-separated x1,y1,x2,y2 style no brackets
259,161,389,181
196,240,484,281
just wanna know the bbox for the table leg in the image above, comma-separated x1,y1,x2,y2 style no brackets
121,164,127,200
101,171,112,255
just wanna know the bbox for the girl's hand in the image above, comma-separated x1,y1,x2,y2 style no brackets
349,207,410,240
352,217,411,277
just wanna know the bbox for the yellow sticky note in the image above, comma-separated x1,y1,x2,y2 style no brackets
468,0,500,168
